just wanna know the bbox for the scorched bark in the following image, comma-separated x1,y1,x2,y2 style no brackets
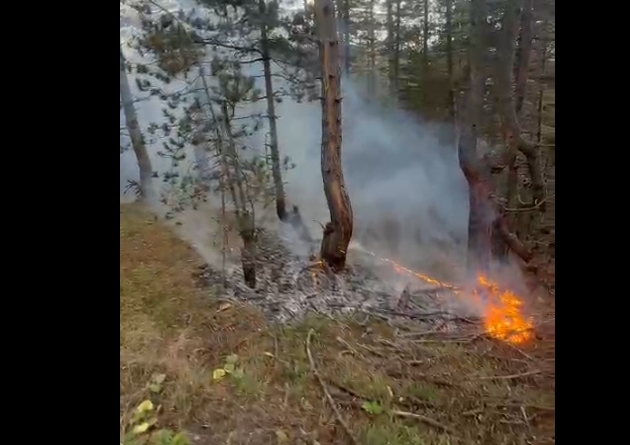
315,0,354,272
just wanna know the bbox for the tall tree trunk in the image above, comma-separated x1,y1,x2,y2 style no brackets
514,0,534,116
259,0,287,221
511,0,535,240
341,0,351,76
120,47,154,202
393,0,402,93
445,0,454,119
199,66,257,288
496,0,544,212
368,0,376,96
315,0,354,272
459,0,491,276
422,0,429,73
222,102,257,288
386,0,395,96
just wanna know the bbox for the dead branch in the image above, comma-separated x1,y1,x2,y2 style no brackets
391,410,456,435
306,329,359,445
474,370,542,381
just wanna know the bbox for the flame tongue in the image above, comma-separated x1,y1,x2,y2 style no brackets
475,274,533,344
365,250,534,345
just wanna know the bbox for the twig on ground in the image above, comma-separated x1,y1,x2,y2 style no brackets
391,410,456,435
474,370,542,381
306,329,359,445
399,328,446,338
521,406,534,437
327,379,367,400
336,336,363,358
355,342,386,357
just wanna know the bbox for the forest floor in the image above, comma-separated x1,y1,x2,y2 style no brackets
120,203,555,445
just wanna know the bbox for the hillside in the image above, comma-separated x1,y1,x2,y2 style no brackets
120,204,555,445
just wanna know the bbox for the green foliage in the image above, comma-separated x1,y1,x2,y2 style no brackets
213,353,245,382
121,375,191,445
361,400,384,415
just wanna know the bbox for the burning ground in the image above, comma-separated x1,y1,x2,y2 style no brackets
120,204,555,445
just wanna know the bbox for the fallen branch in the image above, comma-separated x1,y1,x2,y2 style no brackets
474,370,542,381
392,410,456,435
306,329,359,445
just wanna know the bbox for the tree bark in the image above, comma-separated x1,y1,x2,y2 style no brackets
422,0,429,73
341,0,351,76
501,0,534,247
458,0,491,276
445,0,454,119
393,0,402,93
367,0,376,96
496,0,544,211
223,102,257,288
514,0,534,116
386,0,395,96
258,0,287,221
315,0,353,272
120,46,154,202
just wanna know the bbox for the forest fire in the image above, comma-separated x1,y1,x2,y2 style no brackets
363,251,534,345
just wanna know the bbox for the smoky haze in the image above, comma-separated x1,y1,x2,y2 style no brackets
120,1,471,278
276,81,470,273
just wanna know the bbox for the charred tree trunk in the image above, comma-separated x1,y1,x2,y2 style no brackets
239,211,257,288
120,46,154,202
315,0,353,272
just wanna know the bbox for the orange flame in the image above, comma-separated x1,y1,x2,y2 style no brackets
474,274,534,344
364,251,533,344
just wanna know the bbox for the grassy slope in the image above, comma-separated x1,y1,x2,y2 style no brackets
120,204,555,445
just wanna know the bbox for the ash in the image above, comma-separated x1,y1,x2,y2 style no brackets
194,227,479,330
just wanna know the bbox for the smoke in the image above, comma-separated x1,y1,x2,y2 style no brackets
120,1,472,280
276,81,470,273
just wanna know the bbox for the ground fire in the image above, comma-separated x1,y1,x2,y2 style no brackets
364,251,534,345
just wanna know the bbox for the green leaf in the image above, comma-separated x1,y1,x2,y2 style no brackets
361,400,383,415
224,363,235,374
232,368,244,380
225,354,239,365
148,383,162,393
171,432,191,445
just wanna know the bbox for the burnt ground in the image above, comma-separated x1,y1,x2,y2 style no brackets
120,204,555,445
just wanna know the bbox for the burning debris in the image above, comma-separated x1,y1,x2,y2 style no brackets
194,227,535,345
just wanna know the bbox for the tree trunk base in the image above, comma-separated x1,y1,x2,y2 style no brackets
320,222,349,272
240,227,257,289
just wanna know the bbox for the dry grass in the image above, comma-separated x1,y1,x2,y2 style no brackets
120,203,555,445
